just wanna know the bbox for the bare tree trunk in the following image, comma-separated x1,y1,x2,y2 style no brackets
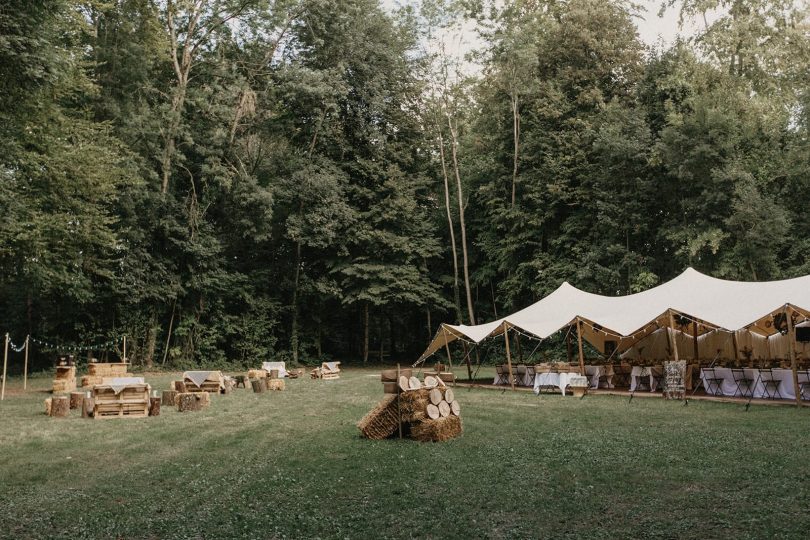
446,114,476,325
363,304,369,364
436,130,462,322
510,93,520,207
290,239,302,364
144,311,158,369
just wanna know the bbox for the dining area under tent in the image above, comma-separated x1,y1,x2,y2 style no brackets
414,268,810,405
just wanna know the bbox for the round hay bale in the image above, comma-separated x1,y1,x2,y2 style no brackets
438,400,451,418
445,388,454,403
424,375,438,388
408,376,422,390
450,400,460,416
426,403,440,420
428,388,443,406
398,376,409,391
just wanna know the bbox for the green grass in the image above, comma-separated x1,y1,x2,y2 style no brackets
1,369,809,539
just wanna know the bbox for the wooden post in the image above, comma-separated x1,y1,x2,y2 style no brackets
1,333,8,401
442,327,454,372
668,311,681,364
576,319,585,376
503,324,515,390
462,341,472,382
396,363,402,439
731,331,740,364
786,306,801,407
23,335,29,390
122,335,127,362
692,321,699,361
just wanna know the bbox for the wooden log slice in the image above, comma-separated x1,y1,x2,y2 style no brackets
429,388,443,406
148,397,161,416
69,391,85,409
450,400,460,416
250,378,265,393
424,375,438,388
438,400,451,418
408,376,422,390
82,397,95,418
426,403,440,420
444,388,455,403
162,390,179,406
50,396,70,418
398,376,410,392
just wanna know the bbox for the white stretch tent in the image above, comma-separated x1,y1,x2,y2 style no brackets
417,268,810,402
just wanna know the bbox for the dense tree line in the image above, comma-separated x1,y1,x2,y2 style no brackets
1,0,808,369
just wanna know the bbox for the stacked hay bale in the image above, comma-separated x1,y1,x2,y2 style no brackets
357,373,462,443
81,362,132,388
52,366,77,393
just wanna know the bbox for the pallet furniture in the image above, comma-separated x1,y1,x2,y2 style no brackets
92,382,150,419
321,361,341,380
181,371,225,393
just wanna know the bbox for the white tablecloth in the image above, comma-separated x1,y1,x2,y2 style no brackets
584,365,614,389
261,361,288,378
103,377,145,394
183,370,224,389
700,368,797,400
533,372,580,396
630,366,661,392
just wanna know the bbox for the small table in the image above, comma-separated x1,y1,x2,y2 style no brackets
533,372,581,396
630,366,662,392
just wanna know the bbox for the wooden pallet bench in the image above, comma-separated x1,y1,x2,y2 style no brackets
92,383,150,419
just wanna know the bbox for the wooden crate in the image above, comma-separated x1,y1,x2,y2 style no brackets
92,384,150,419
182,378,221,393
321,362,341,380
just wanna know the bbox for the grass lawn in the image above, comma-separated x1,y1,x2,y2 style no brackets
1,368,809,539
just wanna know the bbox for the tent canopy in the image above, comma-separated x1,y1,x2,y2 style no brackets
417,268,810,363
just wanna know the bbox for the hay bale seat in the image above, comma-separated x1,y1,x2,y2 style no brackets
357,395,400,440
92,383,150,419
266,379,285,391
410,415,463,443
52,366,76,393
247,369,268,380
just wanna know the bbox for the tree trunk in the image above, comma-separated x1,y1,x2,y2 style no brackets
510,92,520,207
144,311,157,369
50,396,70,418
446,114,475,325
290,239,302,364
363,303,370,364
82,396,95,418
149,397,161,417
436,130,462,323
162,390,179,406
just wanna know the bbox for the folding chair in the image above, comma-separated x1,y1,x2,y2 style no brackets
651,366,664,392
759,368,782,399
494,365,510,385
525,364,536,386
702,367,725,396
730,368,754,398
516,364,528,386
798,369,810,401
511,364,521,386
613,364,631,388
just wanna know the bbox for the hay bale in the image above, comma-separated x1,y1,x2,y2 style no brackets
81,375,104,387
176,392,210,412
399,388,429,421
248,369,267,380
357,395,400,440
410,415,463,443
266,379,285,391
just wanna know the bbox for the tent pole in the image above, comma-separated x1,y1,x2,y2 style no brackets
692,321,699,361
731,331,739,364
668,311,681,364
786,306,801,407
442,327,453,373
566,330,573,364
503,324,515,391
1,333,8,401
576,318,585,376
462,341,472,381
23,335,29,390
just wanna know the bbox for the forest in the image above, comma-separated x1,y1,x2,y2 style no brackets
1,0,808,370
